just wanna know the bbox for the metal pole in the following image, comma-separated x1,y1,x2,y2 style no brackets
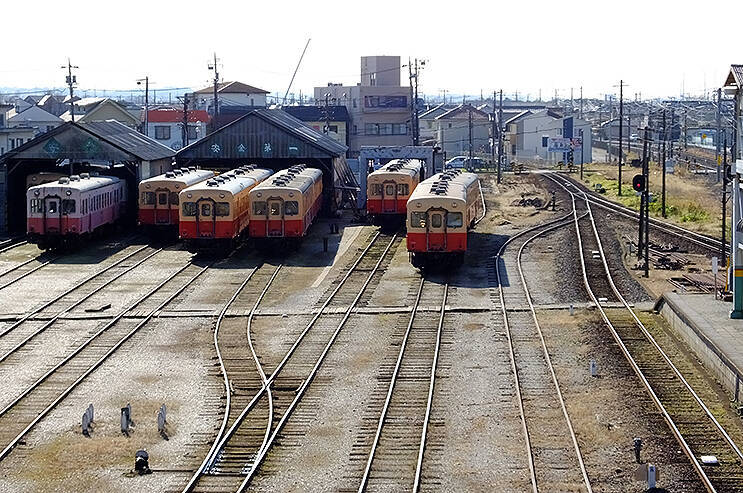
144,76,149,137
182,94,189,148
723,131,728,265
717,87,722,183
468,106,473,161
619,80,623,195
644,126,651,277
498,89,503,184
638,127,649,259
662,109,667,218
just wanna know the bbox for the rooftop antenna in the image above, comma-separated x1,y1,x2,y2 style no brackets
283,38,311,106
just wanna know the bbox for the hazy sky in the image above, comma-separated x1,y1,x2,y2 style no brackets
2,0,741,101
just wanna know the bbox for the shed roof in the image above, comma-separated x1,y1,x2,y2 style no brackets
724,65,743,89
194,81,269,95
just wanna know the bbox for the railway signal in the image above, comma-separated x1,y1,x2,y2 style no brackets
632,174,645,192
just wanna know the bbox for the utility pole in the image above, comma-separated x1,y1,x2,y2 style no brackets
323,93,331,134
208,53,220,130
61,58,78,122
408,58,416,145
498,89,504,184
684,110,688,150
716,87,722,183
579,86,583,120
723,131,729,265
413,58,420,146
491,91,496,172
182,94,189,148
639,126,650,260
136,76,149,136
468,105,474,161
627,105,632,154
662,109,667,218
619,80,624,195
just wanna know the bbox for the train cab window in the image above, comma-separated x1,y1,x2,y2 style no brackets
182,202,197,216
397,184,409,195
285,201,299,216
410,212,427,228
385,184,395,195
30,199,43,214
215,202,230,216
447,212,463,228
201,203,212,217
158,193,167,205
253,201,267,215
371,184,382,195
62,199,76,214
431,214,442,228
170,192,179,205
141,192,156,205
270,202,281,216
48,201,58,214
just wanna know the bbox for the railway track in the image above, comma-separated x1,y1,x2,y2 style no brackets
495,214,592,493
356,277,447,493
555,175,743,492
547,172,723,254
183,231,400,493
0,259,209,461
0,252,58,291
0,238,28,254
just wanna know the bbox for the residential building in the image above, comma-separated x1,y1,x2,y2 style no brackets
509,110,592,163
314,55,412,156
146,108,210,151
283,105,350,147
0,127,35,156
6,106,63,135
433,104,491,158
419,104,456,143
192,81,269,127
37,94,66,116
60,98,141,129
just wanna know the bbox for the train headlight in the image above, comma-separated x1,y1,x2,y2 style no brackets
145,184,150,189
66,190,72,196
34,190,40,197
289,192,294,197
416,203,421,208
256,192,262,198
452,202,457,208
187,193,192,198
219,193,225,198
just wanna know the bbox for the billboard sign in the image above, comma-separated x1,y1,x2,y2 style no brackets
548,137,571,152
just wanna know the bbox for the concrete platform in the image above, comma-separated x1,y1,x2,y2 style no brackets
658,292,743,401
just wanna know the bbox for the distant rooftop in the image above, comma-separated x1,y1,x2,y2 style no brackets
194,81,269,95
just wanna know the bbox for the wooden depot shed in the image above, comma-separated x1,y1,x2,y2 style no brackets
0,120,175,234
175,109,358,211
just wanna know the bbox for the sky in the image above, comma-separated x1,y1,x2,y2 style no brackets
2,0,742,102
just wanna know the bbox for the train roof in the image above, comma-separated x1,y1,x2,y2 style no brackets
181,166,273,196
408,169,478,202
371,159,423,178
139,167,214,187
250,165,322,194
28,174,121,194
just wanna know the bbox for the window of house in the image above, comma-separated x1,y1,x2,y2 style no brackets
394,124,407,135
379,124,393,135
187,126,198,140
352,99,357,108
353,124,358,135
155,125,171,140
253,201,267,215
365,123,379,135
448,123,452,129
250,98,255,106
542,136,549,148
182,202,197,216
557,128,562,135
370,73,377,86
328,125,338,133
284,201,298,216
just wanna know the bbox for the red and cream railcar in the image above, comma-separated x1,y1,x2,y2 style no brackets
179,166,273,252
248,165,323,241
366,159,423,223
27,173,127,249
138,167,214,230
406,169,482,268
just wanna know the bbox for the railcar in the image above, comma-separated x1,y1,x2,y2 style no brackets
179,165,273,252
366,159,423,224
138,167,214,230
27,173,127,250
26,172,67,189
248,165,323,243
406,169,483,268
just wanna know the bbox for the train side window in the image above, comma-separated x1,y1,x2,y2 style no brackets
158,193,167,205
385,184,395,195
182,202,197,216
170,192,179,205
285,201,298,216
431,214,442,228
270,202,281,216
447,212,463,228
201,203,212,217
410,212,426,228
62,199,76,214
253,201,267,215
142,191,156,205
215,202,230,216
397,184,409,195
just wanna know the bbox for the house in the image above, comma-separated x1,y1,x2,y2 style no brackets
37,94,66,116
60,98,141,129
192,81,269,120
433,104,491,158
314,56,412,156
509,110,592,163
283,105,350,147
6,106,63,136
0,127,36,156
146,108,210,151
419,104,457,142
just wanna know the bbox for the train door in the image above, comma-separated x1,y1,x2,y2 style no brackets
196,199,215,237
155,189,170,224
426,208,447,252
42,195,62,234
382,181,397,213
267,198,284,237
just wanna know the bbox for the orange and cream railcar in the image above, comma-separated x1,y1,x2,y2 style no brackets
366,159,423,223
27,173,127,250
179,166,273,252
138,167,214,230
406,169,482,268
248,165,323,241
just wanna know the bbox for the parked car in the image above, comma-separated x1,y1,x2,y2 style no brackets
445,156,486,171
